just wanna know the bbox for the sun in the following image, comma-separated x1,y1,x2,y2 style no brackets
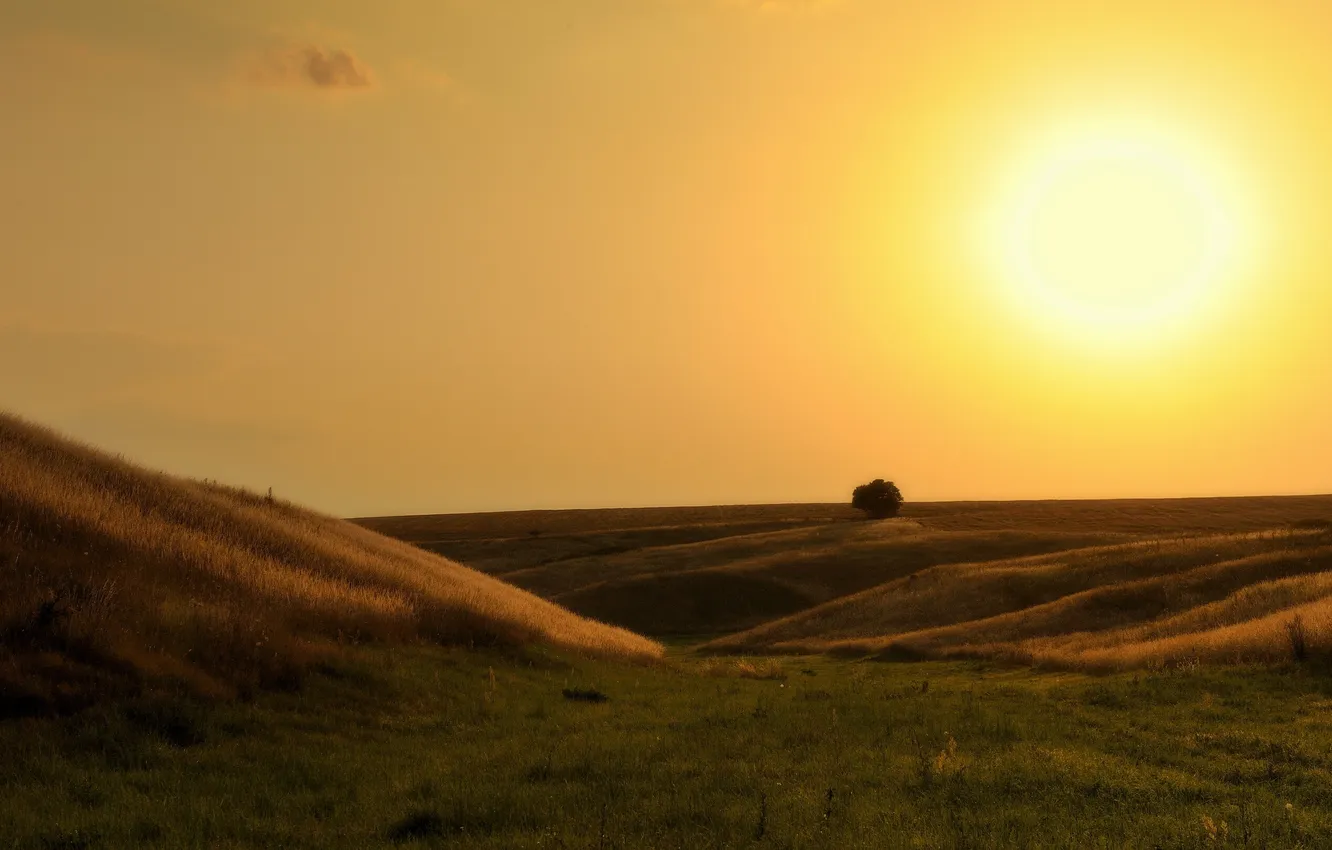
995,136,1239,341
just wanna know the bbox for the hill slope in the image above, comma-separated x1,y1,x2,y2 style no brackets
705,530,1332,667
0,414,659,712
536,525,1123,636
362,498,1332,641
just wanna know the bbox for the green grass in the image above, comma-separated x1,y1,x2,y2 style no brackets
5,646,1332,848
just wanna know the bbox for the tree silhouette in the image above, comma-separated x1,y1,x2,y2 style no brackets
851,479,903,519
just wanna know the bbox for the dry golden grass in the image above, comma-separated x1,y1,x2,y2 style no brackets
359,488,1332,669
704,530,1332,669
389,518,1118,637
542,528,1123,636
707,534,1300,648
0,413,659,710
696,657,787,680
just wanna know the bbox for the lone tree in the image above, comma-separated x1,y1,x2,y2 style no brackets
852,479,903,519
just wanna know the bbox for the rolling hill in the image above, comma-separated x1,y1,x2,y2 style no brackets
529,526,1123,636
364,497,1332,666
358,507,1135,635
704,530,1332,667
0,414,659,713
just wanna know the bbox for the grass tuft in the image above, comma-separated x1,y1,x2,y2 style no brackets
1285,614,1309,662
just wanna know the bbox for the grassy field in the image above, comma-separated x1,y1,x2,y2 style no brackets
360,498,1332,668
355,507,1133,637
9,415,1332,847
5,645,1332,849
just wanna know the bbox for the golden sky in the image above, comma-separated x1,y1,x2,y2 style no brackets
3,0,1332,515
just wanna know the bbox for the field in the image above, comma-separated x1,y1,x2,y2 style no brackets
8,418,1332,848
359,496,1332,667
5,645,1332,848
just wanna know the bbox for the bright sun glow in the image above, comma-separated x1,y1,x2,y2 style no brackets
993,134,1243,344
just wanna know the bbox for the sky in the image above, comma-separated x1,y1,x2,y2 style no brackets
3,0,1332,516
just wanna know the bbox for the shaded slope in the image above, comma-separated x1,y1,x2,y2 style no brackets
0,414,659,711
356,506,863,576
355,495,1332,655
356,503,862,545
540,527,1124,636
558,571,813,637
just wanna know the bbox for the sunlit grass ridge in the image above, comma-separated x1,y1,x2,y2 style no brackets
0,413,660,708
706,530,1332,668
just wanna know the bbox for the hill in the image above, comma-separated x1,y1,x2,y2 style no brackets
528,526,1122,636
364,512,1128,636
0,414,659,713
705,530,1332,667
361,497,1332,642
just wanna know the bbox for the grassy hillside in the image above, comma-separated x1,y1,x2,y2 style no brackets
707,530,1332,668
0,415,659,713
539,527,1122,636
363,497,1332,645
355,504,864,576
359,509,1130,636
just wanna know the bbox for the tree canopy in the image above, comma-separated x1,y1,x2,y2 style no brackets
851,479,904,519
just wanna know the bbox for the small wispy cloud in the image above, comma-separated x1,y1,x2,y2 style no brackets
245,44,375,91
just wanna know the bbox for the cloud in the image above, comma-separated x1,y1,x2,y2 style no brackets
246,44,375,91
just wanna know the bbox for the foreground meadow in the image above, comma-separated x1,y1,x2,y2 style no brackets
4,646,1331,849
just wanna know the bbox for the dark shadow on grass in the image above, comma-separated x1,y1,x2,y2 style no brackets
562,687,608,703
388,810,446,842
387,807,504,842
123,698,208,749
871,643,929,662
0,685,53,719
